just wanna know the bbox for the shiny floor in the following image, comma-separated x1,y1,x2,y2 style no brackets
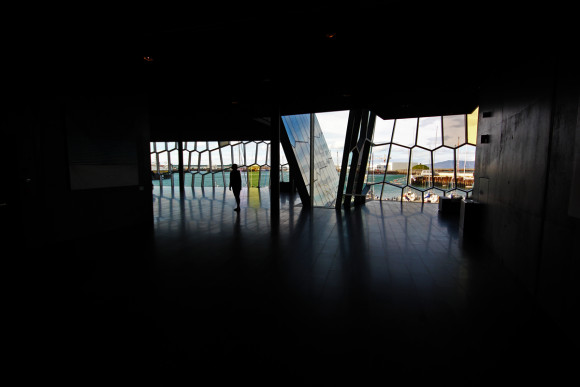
27,187,574,384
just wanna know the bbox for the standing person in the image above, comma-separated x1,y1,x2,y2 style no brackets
229,164,242,212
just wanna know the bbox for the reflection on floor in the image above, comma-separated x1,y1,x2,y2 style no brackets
26,187,575,384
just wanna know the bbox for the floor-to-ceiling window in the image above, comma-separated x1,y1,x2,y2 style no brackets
150,140,289,188
365,107,478,203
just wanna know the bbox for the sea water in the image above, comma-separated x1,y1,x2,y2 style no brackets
153,171,465,201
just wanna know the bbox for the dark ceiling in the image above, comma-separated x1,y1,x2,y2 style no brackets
15,3,573,124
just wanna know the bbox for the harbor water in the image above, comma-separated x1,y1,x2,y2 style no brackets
153,171,470,202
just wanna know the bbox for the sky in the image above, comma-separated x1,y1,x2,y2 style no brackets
152,110,476,169
315,110,350,165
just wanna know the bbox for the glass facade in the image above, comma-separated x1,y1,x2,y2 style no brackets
281,114,340,208
150,141,289,188
150,108,477,207
366,107,478,203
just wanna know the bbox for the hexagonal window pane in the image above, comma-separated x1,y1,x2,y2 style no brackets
443,115,466,147
245,142,257,166
369,145,389,184
256,142,268,166
410,147,432,190
210,149,222,171
381,184,402,201
221,146,233,169
373,118,395,144
392,118,417,147
247,164,260,187
188,151,199,171
467,107,479,145
199,151,210,173
425,188,443,203
403,187,422,202
387,145,410,187
168,149,179,172
197,142,207,152
456,144,476,190
433,147,455,190
417,116,443,150
231,143,244,166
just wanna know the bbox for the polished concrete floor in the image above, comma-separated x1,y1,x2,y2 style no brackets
22,187,575,384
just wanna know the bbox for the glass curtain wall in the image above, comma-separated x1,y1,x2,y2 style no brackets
366,107,478,203
151,141,289,188
281,114,340,208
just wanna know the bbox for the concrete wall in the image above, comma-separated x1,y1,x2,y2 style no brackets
474,59,579,343
8,95,153,247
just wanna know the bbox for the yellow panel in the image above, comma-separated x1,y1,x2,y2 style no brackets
467,106,479,144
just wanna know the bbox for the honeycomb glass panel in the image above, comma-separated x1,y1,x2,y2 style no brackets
189,151,200,172
257,142,268,166
245,142,257,166
368,144,388,185
247,164,260,188
403,186,423,202
410,147,432,190
373,118,395,144
382,185,402,201
417,116,443,150
151,140,289,189
467,107,479,145
168,148,179,173
231,143,244,166
443,115,466,147
259,168,269,187
199,151,209,174
221,145,232,169
456,144,476,190
210,149,222,171
392,118,417,147
433,147,455,190
387,145,410,187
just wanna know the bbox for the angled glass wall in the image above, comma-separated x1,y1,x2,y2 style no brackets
366,107,478,203
281,114,340,208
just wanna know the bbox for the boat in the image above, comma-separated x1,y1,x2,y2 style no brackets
425,191,439,203
403,190,417,201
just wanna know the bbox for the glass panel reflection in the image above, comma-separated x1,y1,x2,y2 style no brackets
281,113,340,208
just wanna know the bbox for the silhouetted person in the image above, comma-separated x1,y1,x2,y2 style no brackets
229,164,242,211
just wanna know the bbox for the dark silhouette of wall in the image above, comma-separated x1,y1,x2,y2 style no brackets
474,59,579,344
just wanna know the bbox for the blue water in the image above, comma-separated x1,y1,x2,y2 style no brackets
154,171,468,201
153,171,290,188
